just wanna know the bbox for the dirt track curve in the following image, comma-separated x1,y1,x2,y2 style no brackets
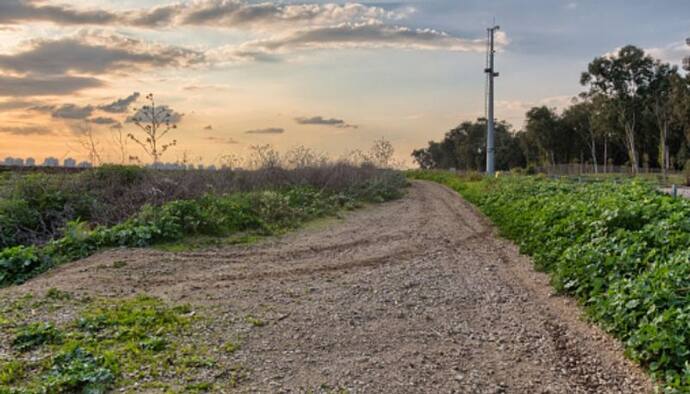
8,181,652,393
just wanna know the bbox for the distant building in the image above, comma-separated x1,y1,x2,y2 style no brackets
64,158,77,168
3,157,24,166
25,158,36,167
78,161,92,168
43,157,59,167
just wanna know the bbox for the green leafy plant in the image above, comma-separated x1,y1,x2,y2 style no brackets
12,322,63,352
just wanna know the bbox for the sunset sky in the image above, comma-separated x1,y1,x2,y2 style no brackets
1,0,689,166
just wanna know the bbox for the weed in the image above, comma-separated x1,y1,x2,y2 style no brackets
244,315,266,327
223,340,240,354
186,382,214,392
43,347,114,393
112,260,127,269
12,322,63,352
45,288,71,301
0,360,25,385
0,295,201,393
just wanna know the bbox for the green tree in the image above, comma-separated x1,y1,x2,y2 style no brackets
581,46,655,174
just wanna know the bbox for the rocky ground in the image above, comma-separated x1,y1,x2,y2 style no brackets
2,181,653,393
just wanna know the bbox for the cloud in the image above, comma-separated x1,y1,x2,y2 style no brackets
0,0,409,30
89,116,119,125
295,115,358,129
99,92,140,113
219,21,504,61
0,33,205,76
205,136,239,144
645,41,690,66
173,1,405,29
183,84,232,92
245,127,284,134
0,125,53,135
0,74,102,96
0,32,204,96
0,0,118,25
32,103,94,119
0,99,36,111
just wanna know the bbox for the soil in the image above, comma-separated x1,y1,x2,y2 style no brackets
2,180,653,393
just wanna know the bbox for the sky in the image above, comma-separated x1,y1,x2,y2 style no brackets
0,0,689,167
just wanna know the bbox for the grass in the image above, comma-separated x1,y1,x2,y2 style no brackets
244,314,266,327
0,292,244,393
153,233,264,252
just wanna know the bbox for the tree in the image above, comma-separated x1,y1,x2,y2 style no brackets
647,62,679,175
562,99,599,172
411,119,524,171
127,93,179,165
74,121,102,166
581,46,655,174
369,138,395,168
524,106,563,166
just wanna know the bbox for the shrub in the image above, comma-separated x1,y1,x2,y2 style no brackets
0,164,405,250
0,175,406,286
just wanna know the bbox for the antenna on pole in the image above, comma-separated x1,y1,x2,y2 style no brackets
484,25,500,175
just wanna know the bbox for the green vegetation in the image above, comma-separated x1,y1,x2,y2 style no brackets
0,294,230,393
0,168,406,287
12,322,63,352
244,315,266,327
409,170,690,392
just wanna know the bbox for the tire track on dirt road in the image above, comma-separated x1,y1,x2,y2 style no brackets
5,181,653,393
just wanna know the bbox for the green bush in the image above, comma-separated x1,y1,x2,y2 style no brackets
0,179,405,287
0,199,41,248
0,165,404,250
411,171,690,391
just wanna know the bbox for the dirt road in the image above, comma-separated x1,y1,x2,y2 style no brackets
8,181,652,393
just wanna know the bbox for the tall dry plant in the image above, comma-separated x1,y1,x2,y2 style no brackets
128,93,179,164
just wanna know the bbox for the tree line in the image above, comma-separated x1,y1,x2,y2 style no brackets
413,45,690,174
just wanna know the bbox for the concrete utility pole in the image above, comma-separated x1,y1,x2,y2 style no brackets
684,38,690,71
485,25,500,175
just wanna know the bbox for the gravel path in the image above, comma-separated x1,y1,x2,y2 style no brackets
6,181,652,393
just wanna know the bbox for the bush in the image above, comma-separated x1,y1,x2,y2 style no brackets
0,177,406,286
0,164,405,250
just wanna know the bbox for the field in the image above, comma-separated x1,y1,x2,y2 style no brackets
0,166,661,393
0,165,407,392
409,170,690,392
2,165,684,392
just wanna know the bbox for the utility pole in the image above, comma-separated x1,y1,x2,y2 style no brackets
684,38,690,71
485,25,500,175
